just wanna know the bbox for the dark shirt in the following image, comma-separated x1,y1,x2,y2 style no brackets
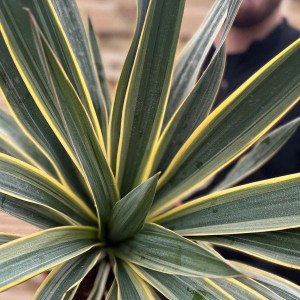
209,18,300,185
203,19,300,284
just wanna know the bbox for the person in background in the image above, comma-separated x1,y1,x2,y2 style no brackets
204,0,300,283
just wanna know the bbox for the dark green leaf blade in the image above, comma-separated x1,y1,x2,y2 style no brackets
153,45,226,173
213,117,300,191
88,17,111,117
0,154,97,226
116,0,185,196
0,193,72,229
115,259,158,300
0,109,56,178
130,264,231,300
199,229,300,269
108,0,150,173
153,39,300,214
0,226,100,292
115,223,238,277
108,174,159,243
154,174,300,236
34,249,100,300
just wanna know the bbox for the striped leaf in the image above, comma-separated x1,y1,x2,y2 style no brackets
108,174,159,243
153,45,226,173
211,278,268,300
115,223,237,277
116,0,185,196
108,0,150,173
0,154,97,226
130,264,232,300
24,15,119,231
87,261,111,300
198,229,300,269
0,233,20,245
0,226,101,292
115,259,158,300
0,193,72,229
153,39,300,214
213,117,300,191
233,262,300,300
153,174,300,236
0,109,56,177
0,33,90,201
88,17,111,117
164,0,240,124
105,280,118,300
34,249,100,300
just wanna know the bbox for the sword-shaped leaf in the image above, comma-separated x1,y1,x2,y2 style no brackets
153,174,300,236
0,226,101,292
115,259,158,300
116,0,185,196
0,193,72,229
0,233,20,245
115,223,237,277
153,39,300,214
0,109,56,177
0,154,97,226
108,0,150,173
34,249,100,300
108,174,159,243
213,117,300,191
153,46,226,173
164,0,240,124
198,229,300,269
0,34,90,201
233,262,300,300
88,17,111,117
211,278,268,300
130,264,233,300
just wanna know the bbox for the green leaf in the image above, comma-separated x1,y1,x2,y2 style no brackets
0,33,90,202
0,233,20,245
0,154,97,226
211,278,268,300
153,39,300,214
88,17,111,117
114,223,237,277
17,0,107,144
34,249,100,300
105,280,118,300
108,174,159,243
0,109,56,177
164,0,240,125
87,260,111,300
0,193,72,229
116,0,185,196
154,174,300,236
198,229,300,269
130,263,232,300
236,278,287,300
108,0,150,173
115,259,158,300
0,226,101,292
233,261,300,300
63,287,79,300
153,45,226,173
213,117,300,191
18,13,119,231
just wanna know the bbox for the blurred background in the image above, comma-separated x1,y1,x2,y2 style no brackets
0,0,299,299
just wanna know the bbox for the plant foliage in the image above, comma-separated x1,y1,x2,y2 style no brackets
0,0,300,299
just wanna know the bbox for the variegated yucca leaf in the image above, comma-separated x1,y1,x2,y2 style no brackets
0,0,299,298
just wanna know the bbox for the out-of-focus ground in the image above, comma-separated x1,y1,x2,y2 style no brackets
0,0,299,298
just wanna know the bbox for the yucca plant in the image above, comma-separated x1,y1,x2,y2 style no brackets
0,0,300,298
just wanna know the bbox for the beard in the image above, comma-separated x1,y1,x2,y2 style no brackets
233,0,282,28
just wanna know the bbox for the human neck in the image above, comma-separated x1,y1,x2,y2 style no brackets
219,11,283,55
